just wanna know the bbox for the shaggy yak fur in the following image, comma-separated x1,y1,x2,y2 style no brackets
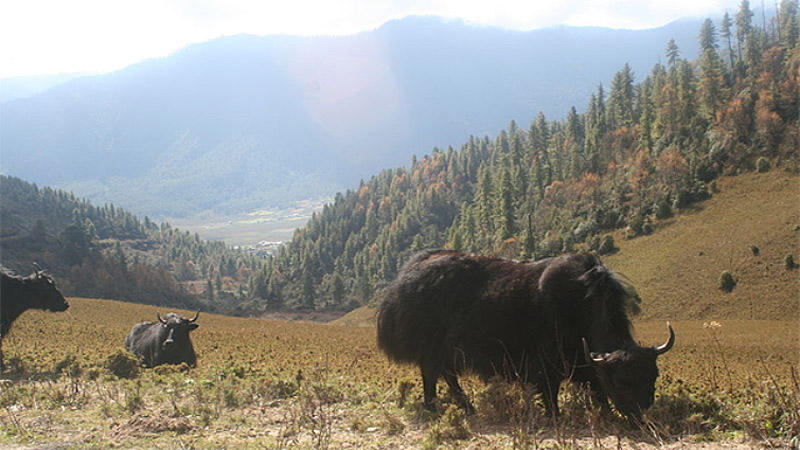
1,267,69,371
125,312,199,367
377,250,674,418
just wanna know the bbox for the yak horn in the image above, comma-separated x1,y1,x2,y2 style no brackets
188,311,199,322
32,262,43,274
157,312,167,324
654,322,675,355
582,338,605,364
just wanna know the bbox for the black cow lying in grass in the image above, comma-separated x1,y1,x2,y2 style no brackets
125,312,199,367
1,265,69,372
377,250,674,419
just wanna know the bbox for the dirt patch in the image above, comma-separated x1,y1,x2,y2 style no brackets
111,413,194,437
258,309,347,323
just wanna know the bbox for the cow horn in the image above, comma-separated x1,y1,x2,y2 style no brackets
654,322,675,355
188,311,199,322
157,312,167,324
582,338,605,364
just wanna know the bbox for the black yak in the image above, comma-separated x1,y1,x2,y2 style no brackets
1,265,69,371
124,312,199,367
376,250,674,418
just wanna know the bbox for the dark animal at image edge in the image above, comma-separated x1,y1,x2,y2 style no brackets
125,312,200,367
376,250,675,418
0,265,69,372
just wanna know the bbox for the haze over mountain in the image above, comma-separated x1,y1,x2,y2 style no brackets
0,16,702,218
0,72,87,103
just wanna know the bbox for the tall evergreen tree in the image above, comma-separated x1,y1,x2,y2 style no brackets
721,12,736,70
699,18,719,51
493,157,516,241
665,38,681,66
779,0,799,49
609,63,636,128
736,0,755,59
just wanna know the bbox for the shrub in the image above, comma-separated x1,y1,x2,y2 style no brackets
749,245,760,256
105,350,140,379
586,234,601,252
655,197,673,219
423,405,470,448
642,217,655,235
4,356,27,376
756,157,771,173
719,271,736,292
627,215,644,236
267,378,299,399
785,254,797,270
53,354,82,378
598,235,616,255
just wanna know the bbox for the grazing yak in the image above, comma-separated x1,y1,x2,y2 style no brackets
125,312,199,367
1,265,69,371
377,250,674,418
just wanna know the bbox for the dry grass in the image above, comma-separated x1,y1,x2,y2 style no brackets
0,297,797,448
606,172,799,320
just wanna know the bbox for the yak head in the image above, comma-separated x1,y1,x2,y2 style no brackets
157,312,199,350
29,264,69,312
583,323,675,419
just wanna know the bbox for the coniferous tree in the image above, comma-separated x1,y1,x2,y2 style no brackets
494,157,516,242
736,0,755,60
665,38,681,66
779,0,799,48
699,18,719,52
609,64,635,128
721,12,736,71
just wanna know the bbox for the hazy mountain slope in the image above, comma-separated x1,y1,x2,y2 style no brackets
0,17,701,218
0,72,86,102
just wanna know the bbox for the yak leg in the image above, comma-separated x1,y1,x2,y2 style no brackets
0,339,4,373
538,375,561,419
443,372,475,415
420,363,440,411
587,378,611,412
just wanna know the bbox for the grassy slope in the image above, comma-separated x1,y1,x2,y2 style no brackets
2,297,797,448
333,171,799,326
606,172,799,320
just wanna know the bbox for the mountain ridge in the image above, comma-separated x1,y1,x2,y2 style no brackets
0,15,703,219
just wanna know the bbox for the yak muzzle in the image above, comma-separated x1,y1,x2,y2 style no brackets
162,328,176,349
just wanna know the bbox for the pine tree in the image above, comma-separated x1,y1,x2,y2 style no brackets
331,271,345,305
301,271,315,309
699,18,719,52
736,0,755,60
493,157,516,242
520,215,537,260
665,38,681,66
721,12,736,71
779,0,799,49
699,48,727,120
609,63,635,128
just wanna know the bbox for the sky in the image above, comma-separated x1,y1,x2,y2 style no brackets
0,0,743,79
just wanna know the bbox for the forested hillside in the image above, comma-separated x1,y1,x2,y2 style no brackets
0,175,262,312
246,1,799,314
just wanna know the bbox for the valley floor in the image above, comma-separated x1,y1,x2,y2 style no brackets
0,298,797,448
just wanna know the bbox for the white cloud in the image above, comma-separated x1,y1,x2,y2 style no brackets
0,0,741,78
